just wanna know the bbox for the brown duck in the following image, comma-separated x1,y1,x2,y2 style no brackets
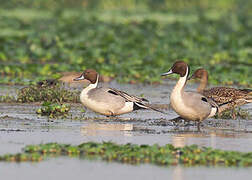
189,68,252,117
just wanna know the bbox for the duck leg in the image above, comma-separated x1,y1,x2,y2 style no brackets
169,116,183,127
106,111,116,118
231,108,237,119
197,121,201,131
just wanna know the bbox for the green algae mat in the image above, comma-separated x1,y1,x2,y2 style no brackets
1,142,252,167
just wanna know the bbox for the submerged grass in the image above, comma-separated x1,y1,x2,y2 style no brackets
1,142,252,167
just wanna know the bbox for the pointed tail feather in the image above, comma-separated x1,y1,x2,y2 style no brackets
108,88,149,103
135,102,168,114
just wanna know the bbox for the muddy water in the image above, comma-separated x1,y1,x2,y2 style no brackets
0,82,252,180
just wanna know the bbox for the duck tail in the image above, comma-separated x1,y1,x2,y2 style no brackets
134,102,168,114
245,96,252,103
243,90,252,102
240,88,252,94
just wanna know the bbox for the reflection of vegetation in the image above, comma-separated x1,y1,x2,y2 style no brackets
36,102,70,118
1,142,252,167
0,0,251,86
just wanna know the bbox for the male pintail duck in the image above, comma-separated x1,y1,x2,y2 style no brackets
161,61,219,130
74,69,165,116
189,68,252,117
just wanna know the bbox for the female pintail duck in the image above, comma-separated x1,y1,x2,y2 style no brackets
189,68,252,117
74,69,165,116
161,61,219,130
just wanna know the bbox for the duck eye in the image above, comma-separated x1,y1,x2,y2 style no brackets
201,97,208,102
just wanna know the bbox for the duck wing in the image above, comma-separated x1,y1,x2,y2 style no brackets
107,88,168,114
204,97,219,108
107,88,149,102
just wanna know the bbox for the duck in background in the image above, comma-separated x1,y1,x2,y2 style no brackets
189,68,252,118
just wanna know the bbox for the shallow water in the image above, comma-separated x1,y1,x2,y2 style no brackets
0,81,252,180
1,158,252,180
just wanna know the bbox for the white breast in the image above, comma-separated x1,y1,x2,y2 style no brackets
80,85,134,116
80,88,111,115
208,107,217,118
170,68,200,121
170,88,198,121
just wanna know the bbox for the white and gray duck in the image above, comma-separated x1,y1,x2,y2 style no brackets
74,69,165,116
161,61,219,130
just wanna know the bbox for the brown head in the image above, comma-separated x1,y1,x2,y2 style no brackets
73,69,98,84
188,68,208,81
189,68,209,93
161,61,189,77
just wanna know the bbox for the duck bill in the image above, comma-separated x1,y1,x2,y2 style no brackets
161,69,173,76
73,74,85,81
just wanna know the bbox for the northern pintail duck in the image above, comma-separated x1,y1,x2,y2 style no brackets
189,68,252,116
74,69,164,116
161,61,219,130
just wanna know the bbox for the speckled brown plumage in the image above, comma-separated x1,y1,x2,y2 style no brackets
202,87,251,105
190,68,252,113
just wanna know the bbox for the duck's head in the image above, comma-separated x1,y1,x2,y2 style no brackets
161,61,189,77
188,68,208,81
73,69,98,84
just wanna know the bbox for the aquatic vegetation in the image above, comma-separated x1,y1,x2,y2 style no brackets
1,142,252,167
0,95,16,103
0,80,80,103
215,108,251,120
0,0,251,86
17,82,79,103
36,102,70,118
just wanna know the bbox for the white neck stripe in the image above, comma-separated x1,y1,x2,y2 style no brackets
86,74,99,90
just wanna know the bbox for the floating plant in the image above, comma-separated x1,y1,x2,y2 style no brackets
36,102,70,118
1,142,252,167
17,82,79,103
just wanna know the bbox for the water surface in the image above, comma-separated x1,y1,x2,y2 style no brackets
0,82,251,180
